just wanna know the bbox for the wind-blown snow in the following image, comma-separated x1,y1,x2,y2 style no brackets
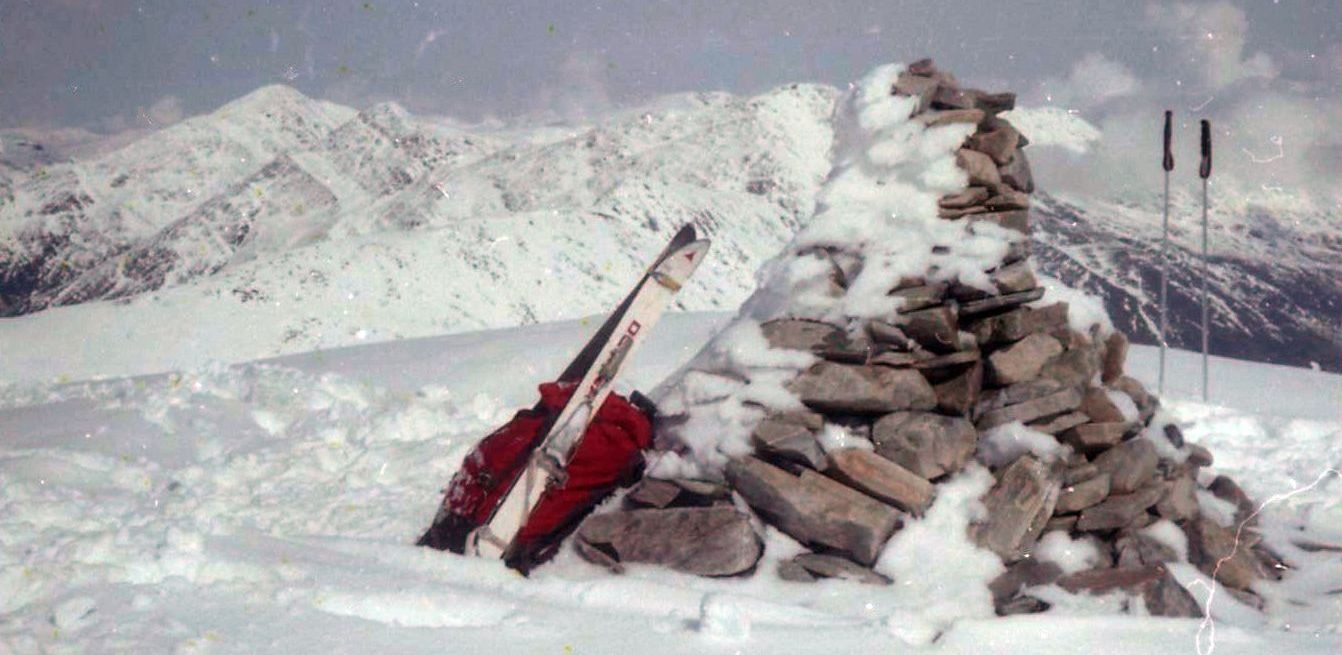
976,422,1071,468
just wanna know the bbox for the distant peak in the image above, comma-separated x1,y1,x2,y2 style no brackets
364,101,410,119
217,84,316,115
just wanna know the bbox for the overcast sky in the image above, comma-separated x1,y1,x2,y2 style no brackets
1,0,1336,127
2,0,1340,200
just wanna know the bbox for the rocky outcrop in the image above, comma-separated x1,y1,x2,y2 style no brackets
574,58,1275,619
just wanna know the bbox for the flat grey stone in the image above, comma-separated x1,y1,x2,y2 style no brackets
825,448,935,515
789,553,893,585
971,455,1061,562
899,305,960,353
1059,422,1130,454
1144,569,1204,618
1115,531,1179,568
996,595,1051,616
921,108,985,127
940,204,990,219
867,321,916,350
1058,565,1164,595
1154,475,1200,522
1064,463,1101,485
1075,484,1164,532
576,507,762,577
889,283,949,313
967,210,1031,235
1209,475,1257,527
977,92,1016,114
778,558,817,583
976,387,1084,431
968,303,1069,347
626,479,685,509
990,559,1063,606
967,120,1020,165
1045,515,1078,533
933,361,983,416
987,333,1063,386
1093,439,1159,494
892,72,937,113
1186,443,1214,468
1080,388,1127,424
990,261,1037,295
1056,473,1112,514
790,362,937,414
998,150,1034,193
956,148,1001,187
872,411,978,480
933,85,979,111
977,378,1066,413
1101,332,1128,384
752,416,826,470
1039,347,1101,388
909,350,981,371
762,319,873,363
1182,518,1269,592
1108,375,1158,423
984,190,1029,211
726,456,902,566
1029,411,1091,435
939,186,991,209
761,318,844,353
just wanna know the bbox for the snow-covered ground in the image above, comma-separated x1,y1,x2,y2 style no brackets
2,311,1339,654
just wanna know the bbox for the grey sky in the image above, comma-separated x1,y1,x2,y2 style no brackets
2,0,1338,129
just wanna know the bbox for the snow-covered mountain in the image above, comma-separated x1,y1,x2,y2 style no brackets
1033,190,1342,372
1,82,1338,383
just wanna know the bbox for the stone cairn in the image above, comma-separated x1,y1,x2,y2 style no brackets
573,59,1280,618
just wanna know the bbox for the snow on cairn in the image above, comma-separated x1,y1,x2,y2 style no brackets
651,61,1027,475
576,59,1288,630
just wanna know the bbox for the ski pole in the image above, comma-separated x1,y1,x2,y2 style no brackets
1199,120,1212,402
1159,110,1174,395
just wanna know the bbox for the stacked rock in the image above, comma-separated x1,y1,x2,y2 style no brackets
573,59,1279,618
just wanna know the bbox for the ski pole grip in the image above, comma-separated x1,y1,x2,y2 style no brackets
1199,119,1212,179
1162,110,1174,172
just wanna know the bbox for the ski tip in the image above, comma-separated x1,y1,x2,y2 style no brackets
678,239,712,265
654,238,711,279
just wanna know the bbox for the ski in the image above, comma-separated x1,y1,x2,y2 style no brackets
465,236,712,561
554,224,698,384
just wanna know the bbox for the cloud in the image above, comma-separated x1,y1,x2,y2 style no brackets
1038,53,1142,110
1002,107,1101,155
1022,1,1337,209
1145,1,1278,91
532,51,615,123
94,94,185,134
142,95,184,127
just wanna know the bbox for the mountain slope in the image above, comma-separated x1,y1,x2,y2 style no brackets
1033,191,1342,371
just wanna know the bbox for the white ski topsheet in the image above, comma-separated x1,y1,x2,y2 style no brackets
1,313,1341,653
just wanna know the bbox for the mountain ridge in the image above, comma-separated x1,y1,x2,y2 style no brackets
1,82,1337,380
